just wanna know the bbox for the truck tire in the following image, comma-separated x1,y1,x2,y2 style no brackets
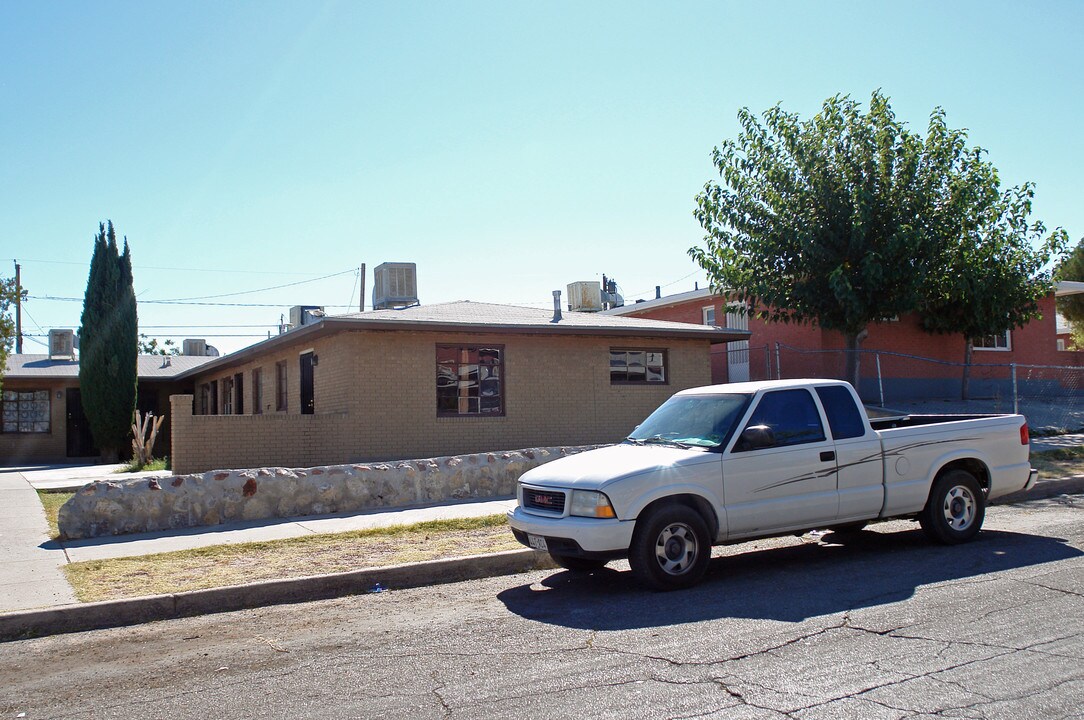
919,469,985,544
628,504,711,591
550,554,608,573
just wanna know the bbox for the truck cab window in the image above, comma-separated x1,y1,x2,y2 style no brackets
737,389,825,450
815,385,866,440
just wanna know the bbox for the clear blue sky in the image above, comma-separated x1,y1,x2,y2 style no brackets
2,0,1081,354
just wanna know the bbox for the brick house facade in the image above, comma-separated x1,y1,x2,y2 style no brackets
168,301,748,474
605,283,1084,400
1,354,214,465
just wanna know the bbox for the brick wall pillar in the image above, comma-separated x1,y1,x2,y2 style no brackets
170,394,194,474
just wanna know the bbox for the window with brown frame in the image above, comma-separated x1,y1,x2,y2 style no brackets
436,345,504,416
252,368,263,414
275,361,288,411
1,390,50,433
610,349,668,384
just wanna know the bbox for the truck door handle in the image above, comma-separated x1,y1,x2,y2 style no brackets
820,451,835,462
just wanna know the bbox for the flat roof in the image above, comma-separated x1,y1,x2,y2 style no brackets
176,300,751,378
3,354,217,381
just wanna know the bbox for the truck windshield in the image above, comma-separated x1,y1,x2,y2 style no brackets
627,393,751,448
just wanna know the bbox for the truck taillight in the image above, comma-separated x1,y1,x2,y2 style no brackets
1020,423,1029,445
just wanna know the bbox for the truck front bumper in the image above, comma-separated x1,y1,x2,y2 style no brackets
506,506,635,557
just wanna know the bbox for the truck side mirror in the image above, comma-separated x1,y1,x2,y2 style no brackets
738,425,776,451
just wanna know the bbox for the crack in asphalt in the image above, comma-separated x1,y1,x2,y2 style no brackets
1017,577,1084,599
430,670,452,719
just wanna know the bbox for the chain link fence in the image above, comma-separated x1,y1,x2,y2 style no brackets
719,343,1084,432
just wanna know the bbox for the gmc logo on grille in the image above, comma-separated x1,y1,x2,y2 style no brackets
529,492,560,507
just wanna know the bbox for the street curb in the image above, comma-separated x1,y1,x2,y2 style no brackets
3,478,1081,643
0,549,555,643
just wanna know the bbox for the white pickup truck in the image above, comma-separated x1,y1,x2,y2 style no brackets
508,379,1038,590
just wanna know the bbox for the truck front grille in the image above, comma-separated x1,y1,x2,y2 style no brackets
523,488,566,514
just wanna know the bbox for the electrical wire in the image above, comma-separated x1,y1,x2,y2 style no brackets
151,268,356,302
346,268,359,313
4,257,336,276
27,295,360,308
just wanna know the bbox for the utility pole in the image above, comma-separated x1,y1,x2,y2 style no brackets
359,263,366,313
14,260,22,353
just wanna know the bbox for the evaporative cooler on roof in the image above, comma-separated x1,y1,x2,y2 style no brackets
372,262,419,309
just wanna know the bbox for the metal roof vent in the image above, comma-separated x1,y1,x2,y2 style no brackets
373,262,419,310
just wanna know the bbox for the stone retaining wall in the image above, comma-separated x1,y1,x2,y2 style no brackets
58,445,604,540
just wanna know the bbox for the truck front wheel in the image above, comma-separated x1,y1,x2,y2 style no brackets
919,469,985,544
628,504,711,591
549,554,609,573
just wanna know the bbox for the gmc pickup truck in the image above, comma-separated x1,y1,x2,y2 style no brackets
508,379,1038,590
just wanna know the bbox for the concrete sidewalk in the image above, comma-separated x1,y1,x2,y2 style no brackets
0,470,77,611
0,462,518,614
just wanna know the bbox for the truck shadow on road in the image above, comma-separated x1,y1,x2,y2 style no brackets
497,527,1082,630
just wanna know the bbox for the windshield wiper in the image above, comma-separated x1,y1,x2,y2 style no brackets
631,435,694,449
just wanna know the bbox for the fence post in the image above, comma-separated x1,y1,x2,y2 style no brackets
774,343,782,380
1011,363,1018,414
876,353,885,407
765,346,771,381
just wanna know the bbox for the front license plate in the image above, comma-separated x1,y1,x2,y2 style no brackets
527,534,548,552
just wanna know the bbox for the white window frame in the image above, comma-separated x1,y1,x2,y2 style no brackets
973,330,1012,352
702,306,716,326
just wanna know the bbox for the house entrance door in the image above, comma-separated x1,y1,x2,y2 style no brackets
66,388,98,458
300,352,315,415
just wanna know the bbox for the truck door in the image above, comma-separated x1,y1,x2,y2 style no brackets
815,385,885,520
722,388,839,536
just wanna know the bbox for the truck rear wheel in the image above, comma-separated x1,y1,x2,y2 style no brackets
628,504,711,591
919,469,985,544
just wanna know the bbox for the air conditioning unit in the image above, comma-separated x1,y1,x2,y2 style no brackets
182,339,208,357
289,305,325,327
373,262,419,310
567,281,602,312
48,329,75,359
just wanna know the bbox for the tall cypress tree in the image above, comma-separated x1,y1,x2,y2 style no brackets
79,221,138,460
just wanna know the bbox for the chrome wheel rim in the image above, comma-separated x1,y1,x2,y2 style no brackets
942,485,976,531
654,522,698,575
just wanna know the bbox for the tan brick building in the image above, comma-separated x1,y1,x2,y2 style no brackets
1,354,214,465
169,301,748,473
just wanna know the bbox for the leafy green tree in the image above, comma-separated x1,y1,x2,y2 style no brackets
919,177,1067,397
0,276,25,394
79,221,138,460
138,335,179,355
1056,237,1084,346
690,91,1064,390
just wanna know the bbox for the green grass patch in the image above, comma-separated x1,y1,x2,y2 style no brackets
36,491,74,539
115,457,170,473
62,513,520,602
1030,446,1084,479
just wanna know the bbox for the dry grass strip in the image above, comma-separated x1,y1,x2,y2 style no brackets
63,514,520,602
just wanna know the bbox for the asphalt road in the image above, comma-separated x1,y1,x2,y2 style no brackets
2,496,1081,720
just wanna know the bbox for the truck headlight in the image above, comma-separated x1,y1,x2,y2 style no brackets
570,490,616,519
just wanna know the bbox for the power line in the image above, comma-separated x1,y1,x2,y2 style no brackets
150,270,353,303
28,295,359,308
2,257,338,276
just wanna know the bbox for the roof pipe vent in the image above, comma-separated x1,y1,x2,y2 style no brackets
552,290,562,323
655,285,661,299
